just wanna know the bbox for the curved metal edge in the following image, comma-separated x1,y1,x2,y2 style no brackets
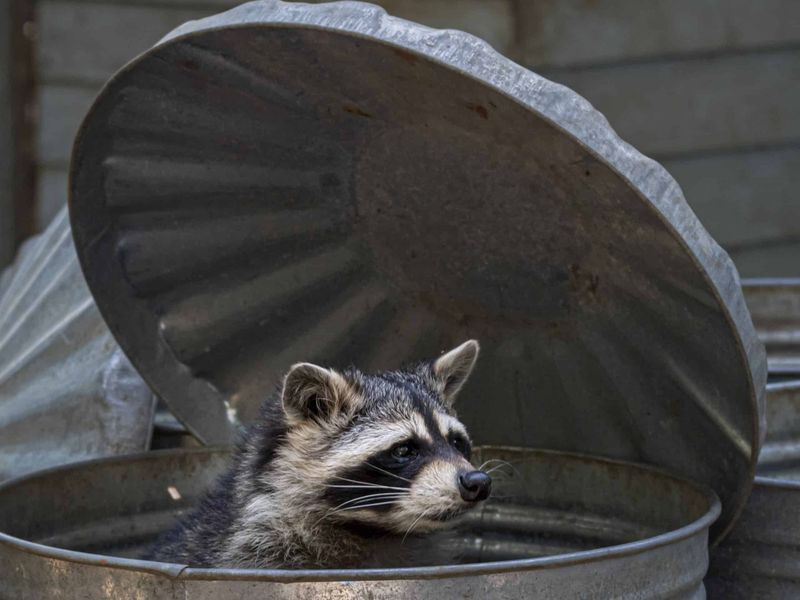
753,475,800,490
0,446,720,583
707,476,800,595
765,379,800,394
756,381,800,487
67,0,764,540
743,278,800,286
758,379,800,482
706,379,800,596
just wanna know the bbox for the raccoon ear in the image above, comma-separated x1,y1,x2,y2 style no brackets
432,340,480,406
281,363,352,424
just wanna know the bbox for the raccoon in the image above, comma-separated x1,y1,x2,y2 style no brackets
147,340,491,569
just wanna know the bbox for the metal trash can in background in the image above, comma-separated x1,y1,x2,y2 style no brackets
0,0,766,597
706,283,800,598
0,207,156,481
743,279,800,376
706,381,800,598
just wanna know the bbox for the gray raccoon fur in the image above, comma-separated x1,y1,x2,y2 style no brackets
146,340,490,569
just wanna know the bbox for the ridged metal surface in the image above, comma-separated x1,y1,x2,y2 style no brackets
758,381,800,480
0,206,157,481
707,381,800,598
743,279,800,375
68,0,764,542
0,446,719,599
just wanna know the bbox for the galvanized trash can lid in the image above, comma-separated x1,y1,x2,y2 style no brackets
68,0,765,542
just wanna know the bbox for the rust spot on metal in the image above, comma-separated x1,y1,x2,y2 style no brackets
588,273,600,295
569,264,600,300
392,48,419,65
343,105,372,118
465,103,489,119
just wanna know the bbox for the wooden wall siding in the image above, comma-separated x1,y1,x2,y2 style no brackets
518,0,800,68
544,50,800,159
1,0,36,269
33,0,513,229
727,241,800,278
34,0,800,276
35,0,235,229
38,2,213,86
1,0,16,267
662,147,800,249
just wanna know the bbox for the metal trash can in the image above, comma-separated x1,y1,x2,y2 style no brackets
0,446,720,599
743,279,800,376
0,207,156,482
706,381,800,598
0,0,766,597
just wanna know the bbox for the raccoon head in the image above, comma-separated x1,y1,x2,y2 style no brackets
277,340,490,537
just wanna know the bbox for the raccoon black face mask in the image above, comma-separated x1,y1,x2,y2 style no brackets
147,340,490,569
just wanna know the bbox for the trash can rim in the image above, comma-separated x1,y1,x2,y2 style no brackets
0,446,721,582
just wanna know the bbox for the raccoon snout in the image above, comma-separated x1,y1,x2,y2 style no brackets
458,470,492,502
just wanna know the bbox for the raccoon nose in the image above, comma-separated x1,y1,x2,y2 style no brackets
458,471,492,502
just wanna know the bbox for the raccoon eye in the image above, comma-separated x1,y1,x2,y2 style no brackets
450,435,470,457
391,443,418,461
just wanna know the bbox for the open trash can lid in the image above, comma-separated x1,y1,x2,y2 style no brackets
68,0,765,542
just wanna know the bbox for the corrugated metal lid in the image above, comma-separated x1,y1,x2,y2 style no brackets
68,0,765,542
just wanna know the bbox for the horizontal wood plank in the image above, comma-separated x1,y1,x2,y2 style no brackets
38,1,216,85
37,84,98,165
729,241,800,278
37,0,513,85
35,167,68,230
545,48,800,157
518,0,800,68
664,146,800,249
33,0,800,280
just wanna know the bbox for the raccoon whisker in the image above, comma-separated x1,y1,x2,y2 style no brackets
365,462,412,483
484,461,525,480
331,476,408,490
325,485,410,493
322,499,405,520
476,459,525,481
314,494,407,527
332,492,409,511
328,478,409,492
484,464,513,476
336,500,402,512
402,508,433,544
478,459,512,470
